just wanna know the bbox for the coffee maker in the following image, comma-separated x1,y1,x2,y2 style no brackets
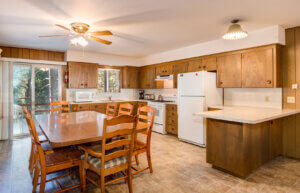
139,90,145,99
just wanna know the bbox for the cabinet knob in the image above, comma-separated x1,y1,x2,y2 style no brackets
266,80,272,84
203,66,206,69
219,81,223,84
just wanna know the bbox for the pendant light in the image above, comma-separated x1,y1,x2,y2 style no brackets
222,19,248,40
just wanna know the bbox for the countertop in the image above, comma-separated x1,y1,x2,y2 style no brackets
70,99,177,105
194,105,300,124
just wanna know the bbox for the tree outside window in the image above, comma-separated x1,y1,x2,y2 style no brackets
97,68,120,92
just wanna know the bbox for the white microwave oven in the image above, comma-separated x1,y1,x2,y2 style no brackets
74,91,94,102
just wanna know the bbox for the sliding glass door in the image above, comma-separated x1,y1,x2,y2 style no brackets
12,63,61,137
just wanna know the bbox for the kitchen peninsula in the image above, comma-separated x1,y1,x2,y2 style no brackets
196,106,300,177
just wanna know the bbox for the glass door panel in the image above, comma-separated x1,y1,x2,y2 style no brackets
12,65,32,136
34,67,59,115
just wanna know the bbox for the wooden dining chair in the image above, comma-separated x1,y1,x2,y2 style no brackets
79,115,137,193
50,101,70,114
25,115,83,193
118,103,134,116
22,106,55,175
106,102,118,117
132,106,156,175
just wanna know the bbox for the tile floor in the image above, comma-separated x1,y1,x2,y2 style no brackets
0,132,299,193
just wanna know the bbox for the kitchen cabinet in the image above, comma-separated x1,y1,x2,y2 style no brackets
139,66,156,89
202,56,217,71
187,59,202,72
173,61,188,88
217,53,242,88
166,104,178,136
71,104,91,112
242,46,279,88
68,62,98,89
156,63,173,76
122,66,139,89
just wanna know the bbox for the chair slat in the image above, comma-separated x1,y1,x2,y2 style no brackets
105,139,131,150
105,150,128,161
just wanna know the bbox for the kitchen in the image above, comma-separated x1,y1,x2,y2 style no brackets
0,0,300,193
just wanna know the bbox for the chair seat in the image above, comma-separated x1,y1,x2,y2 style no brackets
135,140,147,150
45,148,82,167
81,154,127,170
41,141,54,152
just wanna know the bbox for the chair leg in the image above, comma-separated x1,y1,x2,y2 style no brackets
29,144,34,173
100,175,105,193
135,155,139,166
79,162,86,193
147,149,153,173
39,170,47,193
127,168,133,193
32,165,40,192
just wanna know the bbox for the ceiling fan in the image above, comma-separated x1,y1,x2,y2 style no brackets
39,22,113,47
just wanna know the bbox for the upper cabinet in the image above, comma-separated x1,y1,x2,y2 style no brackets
202,56,217,71
173,61,188,88
217,53,242,88
122,66,139,89
217,44,281,88
187,59,202,72
139,66,156,89
156,63,173,76
68,62,98,89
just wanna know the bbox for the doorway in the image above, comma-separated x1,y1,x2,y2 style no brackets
12,63,61,137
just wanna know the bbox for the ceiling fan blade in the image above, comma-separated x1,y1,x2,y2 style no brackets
88,36,112,45
39,34,72,38
55,24,71,31
88,30,113,36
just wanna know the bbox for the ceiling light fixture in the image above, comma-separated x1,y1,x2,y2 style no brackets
71,36,88,47
222,19,248,40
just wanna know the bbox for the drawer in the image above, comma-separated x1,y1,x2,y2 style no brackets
166,104,177,111
90,103,107,111
167,116,178,125
167,111,177,117
78,104,90,111
166,124,178,135
71,105,78,112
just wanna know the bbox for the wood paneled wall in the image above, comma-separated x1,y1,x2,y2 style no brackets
281,27,300,159
0,46,65,61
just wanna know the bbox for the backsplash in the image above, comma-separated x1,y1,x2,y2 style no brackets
224,88,282,109
144,89,177,102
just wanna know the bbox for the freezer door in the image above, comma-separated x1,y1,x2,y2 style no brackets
178,96,206,146
178,71,204,96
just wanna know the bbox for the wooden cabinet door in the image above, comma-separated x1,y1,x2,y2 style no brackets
202,56,217,71
242,47,274,88
187,59,202,72
122,66,139,89
173,62,188,88
156,63,173,76
139,67,148,89
68,62,82,88
147,66,156,88
217,53,242,88
86,63,98,88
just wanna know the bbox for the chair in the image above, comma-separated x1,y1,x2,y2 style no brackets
79,115,137,193
106,102,118,117
22,107,54,175
25,115,83,193
132,106,156,175
50,101,70,114
118,103,134,116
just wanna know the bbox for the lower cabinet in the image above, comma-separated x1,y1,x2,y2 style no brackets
165,104,178,136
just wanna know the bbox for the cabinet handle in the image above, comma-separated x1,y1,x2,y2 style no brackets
219,81,223,84
203,66,206,69
266,80,272,84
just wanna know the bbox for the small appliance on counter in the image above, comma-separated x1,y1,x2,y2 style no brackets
144,94,155,100
139,90,145,99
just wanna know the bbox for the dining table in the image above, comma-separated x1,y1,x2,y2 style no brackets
34,111,148,148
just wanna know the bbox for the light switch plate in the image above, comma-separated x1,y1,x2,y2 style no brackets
292,83,298,90
287,96,296,103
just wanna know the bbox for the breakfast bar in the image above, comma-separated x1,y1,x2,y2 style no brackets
195,106,300,177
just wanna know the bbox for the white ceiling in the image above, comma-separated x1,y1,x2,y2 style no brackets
0,0,299,57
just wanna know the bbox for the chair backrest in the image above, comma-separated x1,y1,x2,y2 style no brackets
101,115,137,175
50,101,70,114
136,106,156,144
106,102,118,117
118,103,134,116
25,115,46,169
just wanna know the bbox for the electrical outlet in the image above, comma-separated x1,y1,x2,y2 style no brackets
292,83,298,90
265,96,269,102
287,96,295,103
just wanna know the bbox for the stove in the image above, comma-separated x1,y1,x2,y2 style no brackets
148,101,167,134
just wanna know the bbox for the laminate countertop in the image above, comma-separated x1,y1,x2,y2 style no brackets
194,105,300,124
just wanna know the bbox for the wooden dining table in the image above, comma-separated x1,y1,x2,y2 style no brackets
34,111,147,148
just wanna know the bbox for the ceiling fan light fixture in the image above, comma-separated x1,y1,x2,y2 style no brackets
223,19,248,40
71,36,88,47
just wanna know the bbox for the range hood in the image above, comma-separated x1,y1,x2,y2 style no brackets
155,74,174,89
155,74,173,81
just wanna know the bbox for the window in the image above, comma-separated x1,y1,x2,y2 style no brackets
97,68,120,92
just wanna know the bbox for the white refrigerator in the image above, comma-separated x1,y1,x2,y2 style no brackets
177,71,223,147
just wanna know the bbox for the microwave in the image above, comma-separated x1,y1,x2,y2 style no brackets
74,91,94,102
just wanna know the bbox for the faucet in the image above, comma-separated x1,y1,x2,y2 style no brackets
108,95,112,101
